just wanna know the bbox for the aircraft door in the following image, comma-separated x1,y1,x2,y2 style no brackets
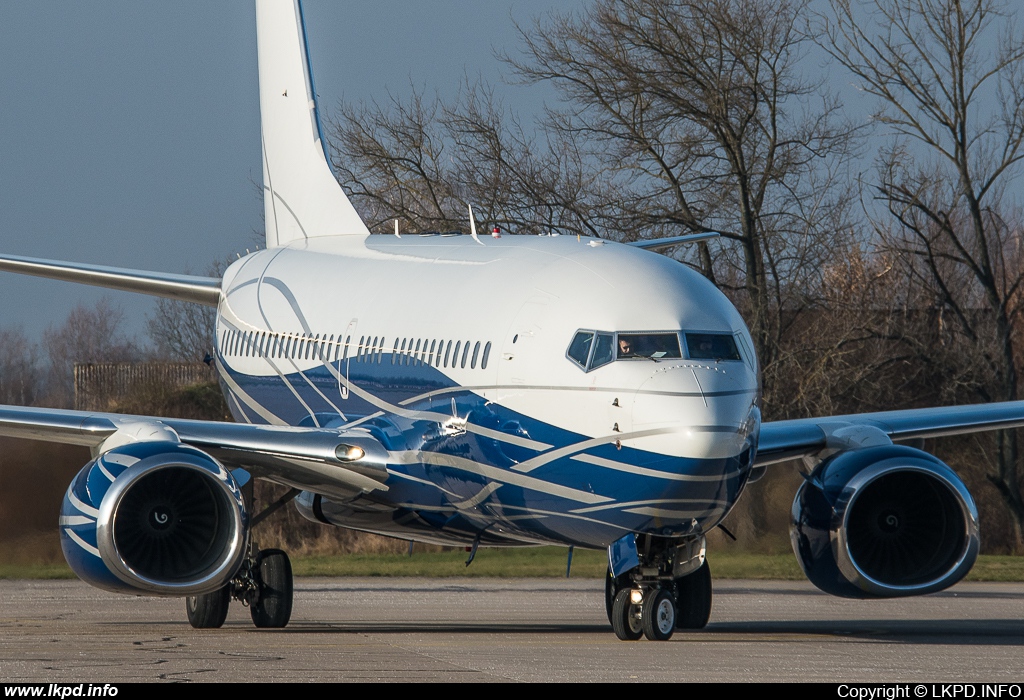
498,292,556,386
339,318,357,399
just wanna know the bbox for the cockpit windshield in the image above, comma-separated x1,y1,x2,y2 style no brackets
685,333,741,361
566,329,743,371
616,333,682,360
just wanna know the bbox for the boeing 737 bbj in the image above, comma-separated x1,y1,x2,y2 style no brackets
1,0,1023,641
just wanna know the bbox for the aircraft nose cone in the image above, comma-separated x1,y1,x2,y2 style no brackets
629,362,758,458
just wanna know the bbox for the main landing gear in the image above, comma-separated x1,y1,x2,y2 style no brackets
605,535,712,641
186,545,294,629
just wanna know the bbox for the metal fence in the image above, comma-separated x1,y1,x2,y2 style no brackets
73,362,217,412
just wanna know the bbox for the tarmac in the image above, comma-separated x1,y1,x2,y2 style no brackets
1,577,1022,682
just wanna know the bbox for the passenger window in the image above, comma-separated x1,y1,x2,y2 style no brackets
567,331,594,368
685,333,741,361
444,340,452,367
481,341,491,370
453,341,461,368
428,339,436,366
461,340,470,368
591,333,614,369
471,341,480,369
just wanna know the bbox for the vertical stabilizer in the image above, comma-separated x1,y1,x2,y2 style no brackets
256,0,370,247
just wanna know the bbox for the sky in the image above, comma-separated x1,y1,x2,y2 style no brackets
0,1,578,344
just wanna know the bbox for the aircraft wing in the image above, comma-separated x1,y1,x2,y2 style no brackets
0,405,389,501
755,401,1024,466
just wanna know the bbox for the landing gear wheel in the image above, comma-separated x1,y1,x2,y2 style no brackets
675,560,712,629
186,586,230,629
610,589,643,641
605,567,629,626
605,568,615,625
250,549,293,628
642,588,676,641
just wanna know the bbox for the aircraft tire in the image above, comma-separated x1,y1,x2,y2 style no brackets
675,560,712,629
186,586,230,629
611,589,643,641
604,568,627,626
642,588,676,641
250,549,293,628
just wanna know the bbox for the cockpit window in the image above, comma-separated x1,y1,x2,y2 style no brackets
616,333,682,359
685,333,741,361
591,333,615,369
567,331,593,368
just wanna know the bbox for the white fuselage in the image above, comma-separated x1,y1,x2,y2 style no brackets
213,233,761,547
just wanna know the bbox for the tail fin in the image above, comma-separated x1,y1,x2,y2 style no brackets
256,0,370,247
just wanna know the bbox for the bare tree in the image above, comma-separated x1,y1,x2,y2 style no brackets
329,82,603,238
0,327,41,406
42,297,140,408
823,0,1024,546
503,0,860,399
148,260,228,363
330,1,860,410
331,89,461,233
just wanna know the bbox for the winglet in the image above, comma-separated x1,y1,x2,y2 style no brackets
257,0,370,247
628,231,721,252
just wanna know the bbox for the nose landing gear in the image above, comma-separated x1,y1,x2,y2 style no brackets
605,535,712,641
610,585,681,641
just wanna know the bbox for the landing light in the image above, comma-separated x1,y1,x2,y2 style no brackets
629,588,644,605
335,444,365,462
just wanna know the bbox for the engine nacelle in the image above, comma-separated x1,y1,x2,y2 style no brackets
790,445,979,598
59,441,248,596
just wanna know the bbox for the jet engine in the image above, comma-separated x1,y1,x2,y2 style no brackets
59,441,248,596
790,444,979,598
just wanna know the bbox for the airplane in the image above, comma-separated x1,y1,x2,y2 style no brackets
1,0,1023,642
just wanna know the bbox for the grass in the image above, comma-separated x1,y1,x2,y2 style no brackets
3,549,1022,581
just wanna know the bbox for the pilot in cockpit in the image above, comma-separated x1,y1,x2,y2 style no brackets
618,336,635,358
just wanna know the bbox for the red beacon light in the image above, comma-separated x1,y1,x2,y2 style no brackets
492,226,501,239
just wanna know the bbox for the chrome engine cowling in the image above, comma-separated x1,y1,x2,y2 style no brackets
790,445,979,598
60,441,248,596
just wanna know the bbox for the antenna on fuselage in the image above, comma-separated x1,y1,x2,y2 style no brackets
468,203,483,245
394,218,401,238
